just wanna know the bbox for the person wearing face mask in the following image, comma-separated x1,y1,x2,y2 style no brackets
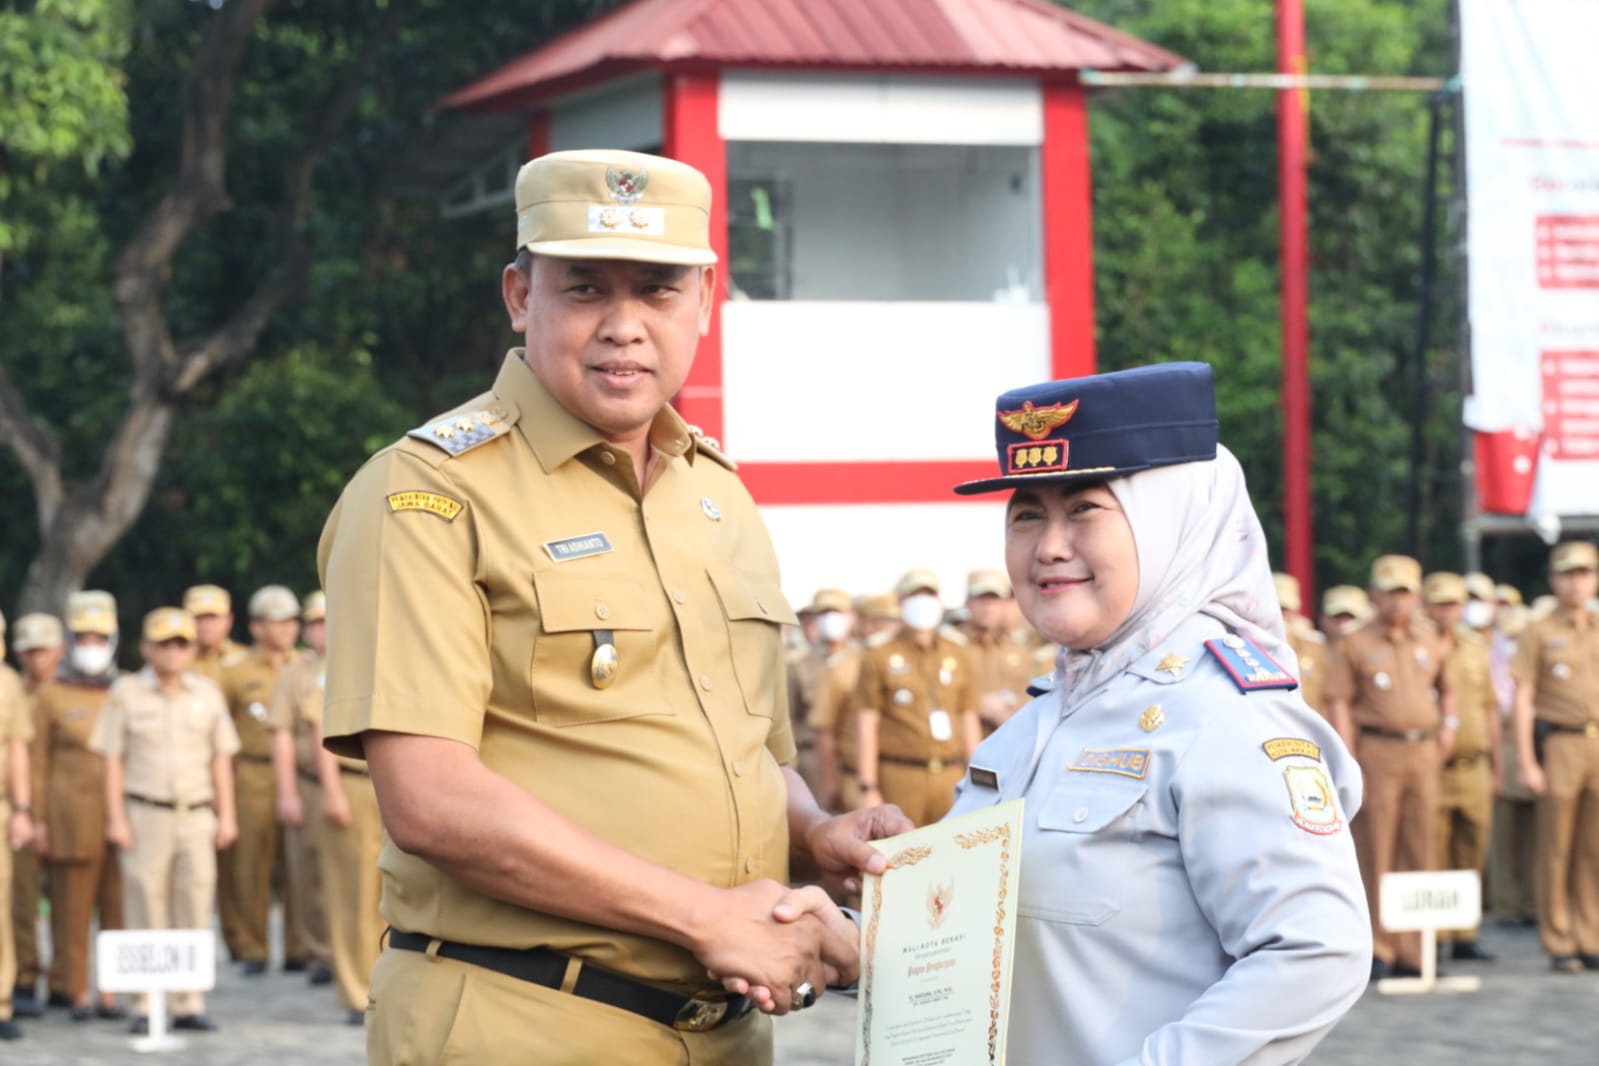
33,591,126,1022
854,572,980,826
1423,572,1499,962
810,595,900,813
1275,572,1328,718
926,363,1367,1063
786,591,851,801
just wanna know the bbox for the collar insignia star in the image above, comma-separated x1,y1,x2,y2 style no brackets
1156,653,1190,679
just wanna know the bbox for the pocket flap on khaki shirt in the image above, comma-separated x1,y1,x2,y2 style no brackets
532,571,653,633
708,568,801,626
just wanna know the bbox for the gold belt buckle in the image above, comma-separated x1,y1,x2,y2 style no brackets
928,757,945,773
673,995,729,1032
1586,722,1599,739
174,799,189,815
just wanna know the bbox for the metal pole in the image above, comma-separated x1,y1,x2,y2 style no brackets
1408,93,1445,560
1277,0,1314,598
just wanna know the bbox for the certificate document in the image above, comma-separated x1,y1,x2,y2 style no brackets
856,800,1024,1066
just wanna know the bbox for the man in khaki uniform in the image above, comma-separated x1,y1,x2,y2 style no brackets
855,570,980,826
785,590,851,797
1424,572,1498,961
1488,587,1539,925
7,613,59,1021
220,586,303,975
810,594,898,812
1325,555,1454,980
1321,585,1371,643
318,149,905,1065
1512,541,1599,973
94,608,240,1032
1,610,38,1041
959,570,1034,737
1275,572,1328,716
185,585,243,686
269,591,333,986
35,592,125,1019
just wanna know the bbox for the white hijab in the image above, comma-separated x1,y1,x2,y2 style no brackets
1055,444,1292,702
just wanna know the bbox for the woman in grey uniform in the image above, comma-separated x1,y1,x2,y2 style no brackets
942,362,1371,1065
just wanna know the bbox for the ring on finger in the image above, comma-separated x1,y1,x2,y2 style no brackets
793,981,817,1010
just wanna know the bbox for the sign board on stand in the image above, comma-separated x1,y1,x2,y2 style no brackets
1377,870,1483,995
96,929,217,1053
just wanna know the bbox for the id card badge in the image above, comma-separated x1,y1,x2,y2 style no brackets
928,709,954,742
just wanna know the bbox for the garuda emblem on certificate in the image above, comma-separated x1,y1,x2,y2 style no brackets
926,879,955,929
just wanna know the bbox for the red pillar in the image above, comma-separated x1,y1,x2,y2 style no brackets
1277,0,1314,598
663,72,728,444
1040,82,1097,380
526,109,549,160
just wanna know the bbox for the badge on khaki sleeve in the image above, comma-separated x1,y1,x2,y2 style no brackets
1283,765,1343,836
387,491,464,521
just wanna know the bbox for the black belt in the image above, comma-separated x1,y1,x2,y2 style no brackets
125,793,212,813
386,931,752,1033
236,753,273,764
1542,720,1599,738
339,765,370,778
1444,752,1491,770
879,754,965,772
1359,725,1438,743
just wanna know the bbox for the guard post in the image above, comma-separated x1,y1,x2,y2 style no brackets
96,929,217,1052
1377,869,1483,995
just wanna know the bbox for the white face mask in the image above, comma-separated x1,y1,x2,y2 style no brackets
71,642,114,676
1463,600,1496,630
816,611,851,643
899,593,944,632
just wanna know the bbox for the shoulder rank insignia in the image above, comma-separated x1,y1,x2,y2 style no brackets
407,409,510,458
687,424,737,471
1204,634,1298,693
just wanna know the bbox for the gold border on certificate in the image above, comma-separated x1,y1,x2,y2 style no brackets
857,800,1023,1066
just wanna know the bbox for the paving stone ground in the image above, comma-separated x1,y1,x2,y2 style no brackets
7,915,1596,1063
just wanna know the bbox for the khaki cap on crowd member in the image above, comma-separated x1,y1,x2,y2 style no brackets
515,149,716,267
1322,585,1370,619
1463,572,1496,602
1272,572,1302,613
855,593,902,622
1370,555,1423,592
68,590,118,635
1423,572,1468,605
302,590,327,623
967,569,1013,599
12,612,64,652
894,569,941,598
184,584,232,616
1496,583,1524,607
249,585,300,622
805,588,852,615
1550,541,1598,573
143,607,198,644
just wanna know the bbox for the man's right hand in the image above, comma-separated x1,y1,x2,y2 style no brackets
32,823,49,858
106,817,133,852
690,880,831,1016
1521,759,1547,796
322,784,352,828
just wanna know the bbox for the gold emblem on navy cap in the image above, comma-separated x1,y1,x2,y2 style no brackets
605,165,649,204
998,399,1080,441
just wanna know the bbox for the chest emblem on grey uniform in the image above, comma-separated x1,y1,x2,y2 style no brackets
1284,765,1343,836
1070,748,1151,779
1552,662,1572,681
700,497,722,521
1155,653,1189,679
1373,672,1393,691
1139,705,1165,732
543,532,614,563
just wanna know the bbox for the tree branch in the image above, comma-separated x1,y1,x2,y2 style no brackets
0,359,64,529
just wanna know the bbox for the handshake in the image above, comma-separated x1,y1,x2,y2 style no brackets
691,802,914,1016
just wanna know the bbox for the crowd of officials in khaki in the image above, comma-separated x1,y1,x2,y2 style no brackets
0,548,1596,1041
0,583,383,1040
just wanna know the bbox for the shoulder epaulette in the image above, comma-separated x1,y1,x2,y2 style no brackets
938,624,968,646
407,408,512,458
1204,634,1299,693
688,425,737,471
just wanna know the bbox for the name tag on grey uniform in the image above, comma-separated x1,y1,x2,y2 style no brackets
543,532,614,562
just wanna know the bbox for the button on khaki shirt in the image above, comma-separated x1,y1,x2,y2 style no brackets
89,668,240,805
318,350,799,991
1324,618,1448,733
1511,610,1599,727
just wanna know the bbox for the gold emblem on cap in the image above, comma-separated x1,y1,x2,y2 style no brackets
998,398,1080,441
605,165,649,205
1139,705,1165,733
629,208,650,229
599,206,622,229
591,642,619,689
1156,653,1189,679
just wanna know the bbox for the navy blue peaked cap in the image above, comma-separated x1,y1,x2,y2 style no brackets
954,362,1219,495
